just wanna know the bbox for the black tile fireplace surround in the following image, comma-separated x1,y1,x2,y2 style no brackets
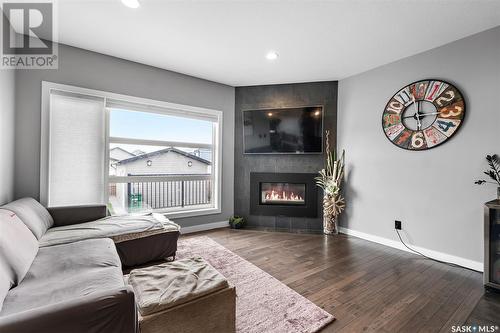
250,172,318,218
234,81,337,231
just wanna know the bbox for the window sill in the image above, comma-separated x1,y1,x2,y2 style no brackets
158,207,222,219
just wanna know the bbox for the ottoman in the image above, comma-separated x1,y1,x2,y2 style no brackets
126,257,236,333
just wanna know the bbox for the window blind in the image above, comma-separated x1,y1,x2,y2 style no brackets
47,91,106,207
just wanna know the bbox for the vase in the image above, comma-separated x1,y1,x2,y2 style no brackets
323,215,338,235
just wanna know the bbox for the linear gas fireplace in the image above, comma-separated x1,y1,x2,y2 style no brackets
250,172,318,217
260,182,306,206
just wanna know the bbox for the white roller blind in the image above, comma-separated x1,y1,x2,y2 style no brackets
48,91,106,207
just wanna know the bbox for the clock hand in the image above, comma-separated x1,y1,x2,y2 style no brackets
419,111,441,116
411,95,422,130
402,111,441,119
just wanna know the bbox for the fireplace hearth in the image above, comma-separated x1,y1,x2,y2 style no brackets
250,172,318,217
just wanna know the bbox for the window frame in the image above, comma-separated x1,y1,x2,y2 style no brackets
41,81,223,218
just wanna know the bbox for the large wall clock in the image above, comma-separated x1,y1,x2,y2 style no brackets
382,79,465,150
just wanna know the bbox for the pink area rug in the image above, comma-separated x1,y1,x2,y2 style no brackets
177,236,334,333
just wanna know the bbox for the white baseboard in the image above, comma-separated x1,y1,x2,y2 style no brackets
181,221,229,234
338,227,483,272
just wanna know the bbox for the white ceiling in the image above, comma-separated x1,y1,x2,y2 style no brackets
51,1,500,86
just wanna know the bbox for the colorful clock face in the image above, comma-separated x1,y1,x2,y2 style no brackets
382,80,465,150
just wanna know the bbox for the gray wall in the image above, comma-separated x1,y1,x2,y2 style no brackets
338,26,500,264
14,43,235,227
234,82,337,231
0,69,16,205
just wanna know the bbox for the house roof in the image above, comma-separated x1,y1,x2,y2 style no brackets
132,149,146,156
110,147,135,157
116,147,211,165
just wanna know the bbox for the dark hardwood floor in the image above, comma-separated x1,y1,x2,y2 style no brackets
185,228,499,332
466,290,500,327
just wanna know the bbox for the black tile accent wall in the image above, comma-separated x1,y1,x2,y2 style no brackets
234,81,338,231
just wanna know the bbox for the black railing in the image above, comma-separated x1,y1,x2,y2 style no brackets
126,178,212,210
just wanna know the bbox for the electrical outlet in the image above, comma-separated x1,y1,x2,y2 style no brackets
395,220,402,230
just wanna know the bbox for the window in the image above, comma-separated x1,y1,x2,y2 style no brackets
41,82,222,218
107,108,217,215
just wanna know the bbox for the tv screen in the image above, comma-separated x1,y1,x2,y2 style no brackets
243,106,323,154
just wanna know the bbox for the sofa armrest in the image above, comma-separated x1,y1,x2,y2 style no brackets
48,204,108,227
0,286,137,333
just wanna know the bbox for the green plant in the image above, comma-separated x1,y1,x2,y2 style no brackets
229,215,245,228
475,154,500,186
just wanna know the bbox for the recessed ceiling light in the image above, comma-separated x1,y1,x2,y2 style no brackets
267,112,273,117
121,0,140,9
266,51,279,61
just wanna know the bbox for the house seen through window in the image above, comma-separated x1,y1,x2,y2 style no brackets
108,108,215,215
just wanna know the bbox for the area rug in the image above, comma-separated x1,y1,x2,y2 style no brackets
177,236,334,333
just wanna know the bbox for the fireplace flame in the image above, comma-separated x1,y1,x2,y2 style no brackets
264,189,304,202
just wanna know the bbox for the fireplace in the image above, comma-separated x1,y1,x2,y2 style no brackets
260,183,305,206
250,172,318,217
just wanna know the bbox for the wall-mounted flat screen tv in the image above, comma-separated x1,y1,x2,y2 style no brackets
243,106,323,154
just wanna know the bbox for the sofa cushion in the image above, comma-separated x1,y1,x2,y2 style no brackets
1,198,54,239
0,210,39,311
0,238,124,317
39,213,180,247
